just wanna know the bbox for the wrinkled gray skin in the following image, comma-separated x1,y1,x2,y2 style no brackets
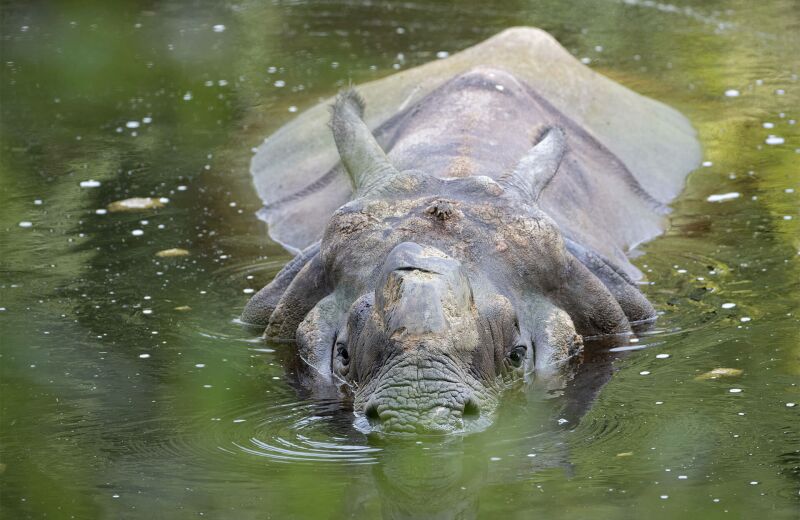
242,68,658,434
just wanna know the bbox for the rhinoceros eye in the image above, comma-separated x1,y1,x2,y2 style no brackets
508,345,527,368
336,343,350,366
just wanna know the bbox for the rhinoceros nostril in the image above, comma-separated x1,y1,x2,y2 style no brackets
462,397,480,418
365,401,380,422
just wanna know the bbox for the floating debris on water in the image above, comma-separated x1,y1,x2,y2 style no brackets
740,316,751,322
18,221,32,228
721,302,736,309
139,353,150,359
79,179,101,188
131,229,144,236
155,248,189,258
656,354,670,359
639,371,651,375
212,24,225,32
174,305,191,311
617,452,633,457
707,192,740,202
729,388,743,393
786,402,797,408
107,197,165,212
724,89,740,97
695,367,743,380
765,135,785,145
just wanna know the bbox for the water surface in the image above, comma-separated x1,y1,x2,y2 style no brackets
1,1,798,518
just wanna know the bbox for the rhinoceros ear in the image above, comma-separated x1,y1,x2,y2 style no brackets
503,127,567,202
331,88,399,194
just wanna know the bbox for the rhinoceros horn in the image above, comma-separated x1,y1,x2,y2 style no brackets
503,127,567,202
331,89,399,194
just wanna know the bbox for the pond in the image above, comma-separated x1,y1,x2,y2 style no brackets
1,1,797,518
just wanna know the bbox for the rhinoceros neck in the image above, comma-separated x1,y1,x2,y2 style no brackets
377,68,543,180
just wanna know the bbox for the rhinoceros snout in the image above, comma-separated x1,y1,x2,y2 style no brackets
364,392,481,434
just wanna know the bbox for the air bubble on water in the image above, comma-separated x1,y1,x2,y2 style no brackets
660,495,669,500
126,121,140,129
183,92,193,101
724,89,740,97
656,354,670,359
677,269,687,274
765,135,785,145
203,384,212,388
212,24,225,33
526,453,537,457
721,303,736,309
112,494,120,499
33,199,42,205
436,51,449,59
131,229,144,236
204,80,214,87
786,188,795,194
142,309,152,315
139,353,150,359
142,117,152,124
490,457,501,461
729,388,742,393
783,215,792,220
707,192,740,202
80,179,101,188
274,80,286,88
243,288,254,294
18,221,32,228
95,208,107,215
195,363,205,368
786,402,796,408
763,122,774,128
740,317,751,322
678,475,688,480
750,481,759,485
702,161,713,167
177,185,187,191
218,79,228,86
640,371,651,375
655,401,664,405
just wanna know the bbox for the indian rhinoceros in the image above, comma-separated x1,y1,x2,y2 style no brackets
241,27,701,434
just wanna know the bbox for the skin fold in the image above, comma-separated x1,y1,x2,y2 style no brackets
242,67,660,434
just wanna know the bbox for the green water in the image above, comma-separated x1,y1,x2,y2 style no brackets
1,1,798,518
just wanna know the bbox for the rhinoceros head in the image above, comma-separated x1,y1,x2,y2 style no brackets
243,90,654,434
